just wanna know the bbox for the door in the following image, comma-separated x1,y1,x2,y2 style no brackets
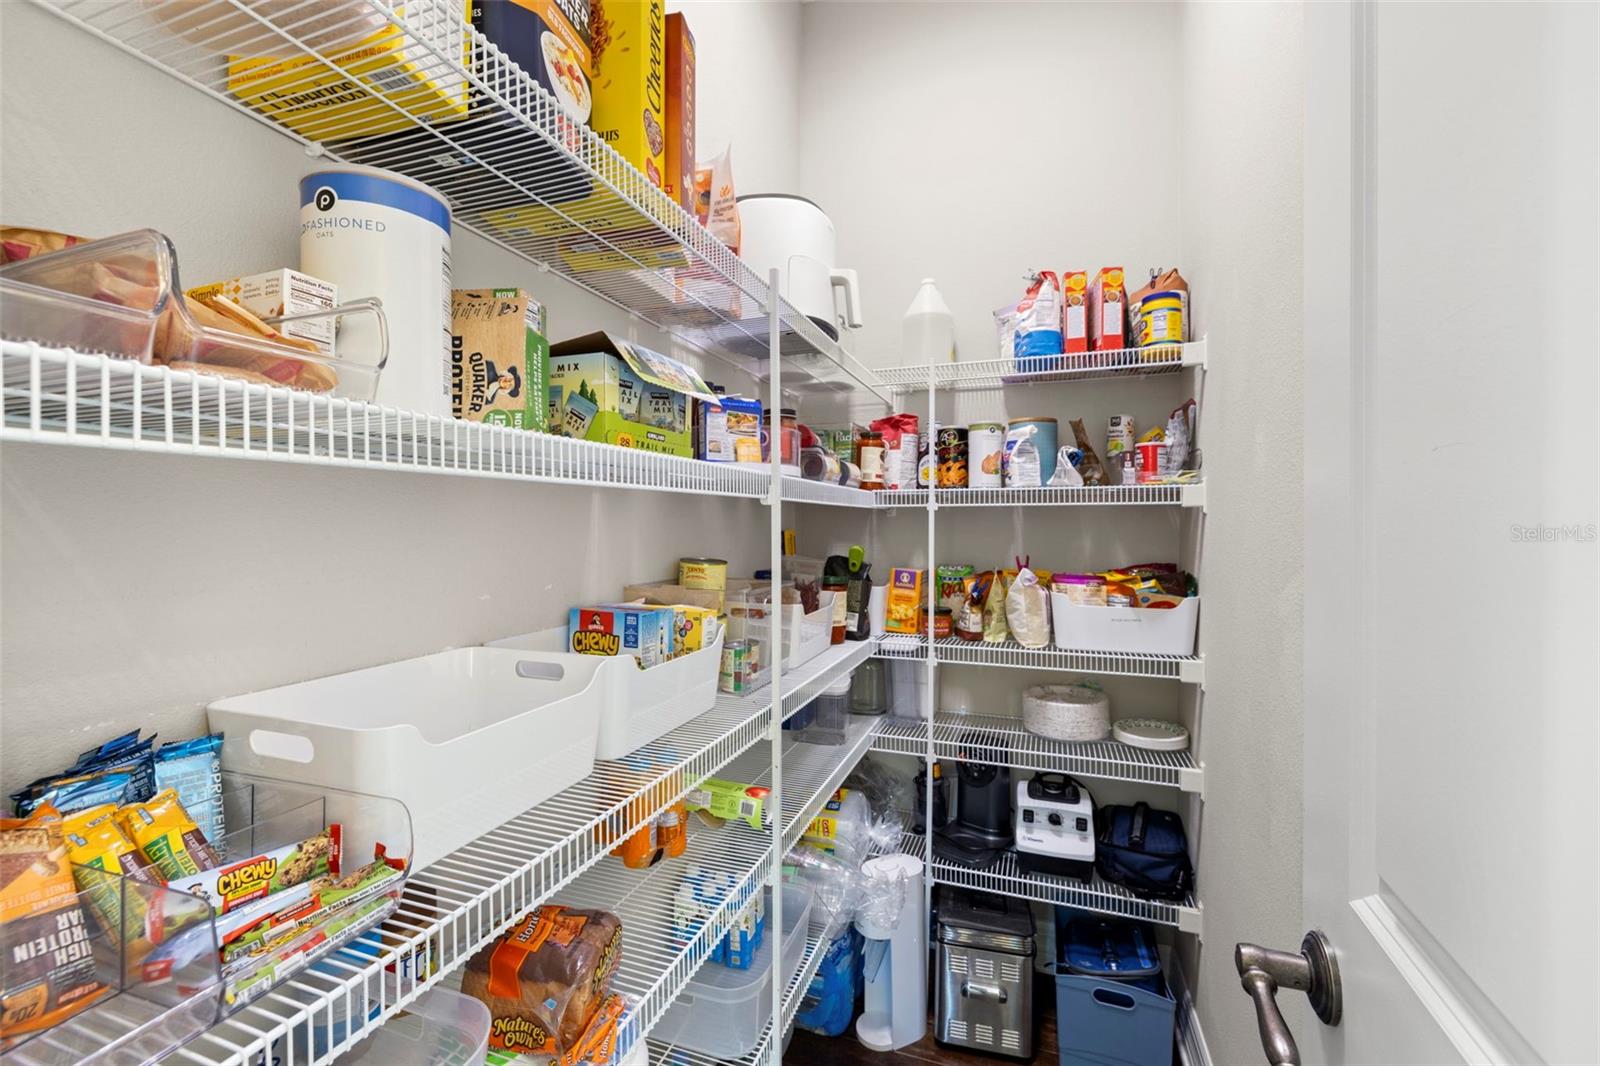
1281,2,1600,1064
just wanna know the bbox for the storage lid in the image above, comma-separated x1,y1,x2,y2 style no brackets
937,885,1034,941
1059,916,1162,978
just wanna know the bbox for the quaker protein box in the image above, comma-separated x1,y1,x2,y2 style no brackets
451,288,551,431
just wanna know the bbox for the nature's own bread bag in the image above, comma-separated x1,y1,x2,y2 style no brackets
460,905,622,1060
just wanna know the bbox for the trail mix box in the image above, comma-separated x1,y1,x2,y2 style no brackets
547,332,717,457
451,288,550,431
591,0,667,188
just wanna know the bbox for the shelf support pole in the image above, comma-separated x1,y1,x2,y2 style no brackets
767,268,785,1055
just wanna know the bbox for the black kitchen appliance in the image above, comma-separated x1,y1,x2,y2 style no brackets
933,731,1012,870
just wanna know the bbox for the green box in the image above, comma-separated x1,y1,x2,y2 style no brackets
451,288,549,432
547,332,717,458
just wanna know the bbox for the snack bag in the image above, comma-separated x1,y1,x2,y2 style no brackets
2,805,109,1047
117,789,220,880
460,906,623,1059
1006,568,1052,649
1014,271,1063,360
982,571,1012,643
1068,419,1107,486
695,147,740,253
11,769,136,818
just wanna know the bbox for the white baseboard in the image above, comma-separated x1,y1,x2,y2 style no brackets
1165,949,1214,1066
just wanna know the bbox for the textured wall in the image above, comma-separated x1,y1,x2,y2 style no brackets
1180,2,1310,1060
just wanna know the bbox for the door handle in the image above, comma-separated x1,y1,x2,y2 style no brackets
960,981,1007,1003
1234,931,1341,1066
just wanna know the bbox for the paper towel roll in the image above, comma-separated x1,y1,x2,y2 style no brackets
1023,683,1111,741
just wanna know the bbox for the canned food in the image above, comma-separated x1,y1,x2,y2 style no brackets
719,640,750,694
936,427,968,488
679,557,728,591
1136,439,1168,483
968,422,1005,488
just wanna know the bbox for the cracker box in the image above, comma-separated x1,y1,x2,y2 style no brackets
663,13,696,212
1089,266,1128,352
451,288,550,431
569,606,670,667
187,270,337,357
884,567,925,635
591,0,667,189
1061,270,1089,354
226,2,472,140
548,332,717,457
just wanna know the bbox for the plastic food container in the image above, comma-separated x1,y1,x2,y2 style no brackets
207,648,606,871
652,883,813,1058
1049,592,1200,656
0,228,388,399
803,675,852,746
340,988,491,1066
486,628,723,759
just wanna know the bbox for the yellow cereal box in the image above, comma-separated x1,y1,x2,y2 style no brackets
591,0,666,189
884,568,925,635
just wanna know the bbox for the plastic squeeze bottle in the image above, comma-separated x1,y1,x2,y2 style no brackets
902,278,956,367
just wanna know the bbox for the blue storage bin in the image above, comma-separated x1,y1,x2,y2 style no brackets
1054,912,1175,1066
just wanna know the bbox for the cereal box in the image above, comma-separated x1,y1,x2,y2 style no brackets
884,567,925,635
187,270,337,357
663,13,696,212
1061,270,1089,354
472,0,594,126
451,289,550,431
548,332,718,457
1089,267,1127,352
663,604,719,653
591,0,667,188
569,606,670,667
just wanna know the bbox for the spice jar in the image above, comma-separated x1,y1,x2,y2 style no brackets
921,606,954,639
823,577,849,644
858,430,887,490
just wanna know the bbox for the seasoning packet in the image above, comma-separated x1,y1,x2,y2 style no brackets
1,805,109,1048
62,805,167,945
117,789,219,880
154,734,225,848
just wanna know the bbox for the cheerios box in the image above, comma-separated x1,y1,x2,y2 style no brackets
590,0,666,188
547,331,717,457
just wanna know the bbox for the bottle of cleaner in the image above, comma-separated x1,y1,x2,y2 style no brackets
902,278,956,367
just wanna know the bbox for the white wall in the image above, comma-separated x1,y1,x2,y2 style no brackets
0,1,781,795
670,0,802,194
1179,3,1307,1060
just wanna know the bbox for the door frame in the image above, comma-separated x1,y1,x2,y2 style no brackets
1302,4,1536,1062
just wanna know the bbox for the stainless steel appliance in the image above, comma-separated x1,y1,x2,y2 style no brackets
935,886,1035,1059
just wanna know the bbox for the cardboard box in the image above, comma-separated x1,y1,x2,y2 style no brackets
547,331,716,456
884,567,925,635
1061,270,1089,354
226,2,472,140
186,270,337,357
1088,266,1127,352
471,0,594,126
664,13,696,212
569,605,671,666
591,0,666,188
450,289,550,431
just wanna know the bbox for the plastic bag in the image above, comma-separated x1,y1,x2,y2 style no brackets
1006,567,1051,648
1068,418,1107,486
1014,270,1063,358
695,147,740,253
1048,446,1085,487
982,570,1012,643
1008,437,1042,487
786,845,861,942
1166,398,1196,473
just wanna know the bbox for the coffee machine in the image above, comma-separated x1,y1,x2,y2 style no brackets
933,732,1012,869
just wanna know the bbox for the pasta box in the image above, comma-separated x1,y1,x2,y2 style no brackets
547,332,717,457
450,288,550,431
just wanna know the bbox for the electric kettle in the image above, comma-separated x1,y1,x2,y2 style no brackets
737,194,863,339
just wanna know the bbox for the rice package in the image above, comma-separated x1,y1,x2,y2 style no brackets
1014,271,1063,359
1006,568,1052,649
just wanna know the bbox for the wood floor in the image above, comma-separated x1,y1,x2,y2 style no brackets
786,974,1058,1066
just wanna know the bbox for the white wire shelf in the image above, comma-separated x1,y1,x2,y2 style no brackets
152,640,874,1065
779,475,878,508
901,830,1202,935
876,635,1203,683
878,482,1204,508
870,713,1202,793
0,342,773,498
36,0,889,404
874,338,1206,392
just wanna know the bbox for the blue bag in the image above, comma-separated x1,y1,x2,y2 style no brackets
1095,802,1193,902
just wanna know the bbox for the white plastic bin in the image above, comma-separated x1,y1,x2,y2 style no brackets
208,648,605,871
487,628,723,759
1049,593,1200,656
341,988,491,1066
652,883,813,1058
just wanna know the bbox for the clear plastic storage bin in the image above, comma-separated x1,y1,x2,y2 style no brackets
803,674,852,745
340,988,491,1066
651,883,813,1058
207,648,605,871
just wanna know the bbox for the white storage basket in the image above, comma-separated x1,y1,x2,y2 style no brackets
486,628,723,759
208,648,605,871
1049,593,1200,656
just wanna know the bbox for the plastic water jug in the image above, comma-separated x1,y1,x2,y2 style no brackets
902,278,955,367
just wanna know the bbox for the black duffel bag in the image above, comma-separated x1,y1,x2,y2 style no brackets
1095,802,1194,901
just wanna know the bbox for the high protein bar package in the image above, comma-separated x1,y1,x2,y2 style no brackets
1,805,109,1049
117,789,219,880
